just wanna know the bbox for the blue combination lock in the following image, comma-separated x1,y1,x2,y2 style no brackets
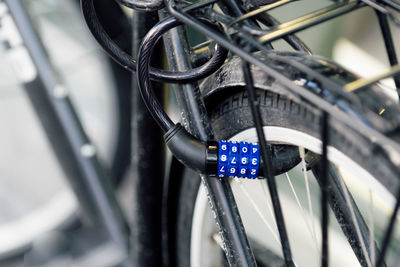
217,140,260,179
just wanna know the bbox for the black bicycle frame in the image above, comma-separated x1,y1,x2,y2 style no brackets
159,9,257,266
3,0,130,257
6,0,400,266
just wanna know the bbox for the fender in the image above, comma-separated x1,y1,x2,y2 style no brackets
200,51,400,134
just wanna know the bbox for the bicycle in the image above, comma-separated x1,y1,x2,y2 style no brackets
3,0,400,266
0,0,133,264
81,0,400,266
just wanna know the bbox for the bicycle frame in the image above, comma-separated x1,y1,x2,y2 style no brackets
2,0,130,258
158,9,257,266
128,0,400,266
4,0,400,266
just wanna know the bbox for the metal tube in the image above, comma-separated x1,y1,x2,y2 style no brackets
345,65,400,92
320,112,330,267
258,1,363,43
131,10,166,267
5,0,129,252
376,11,400,99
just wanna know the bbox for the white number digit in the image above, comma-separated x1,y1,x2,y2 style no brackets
251,169,256,175
230,168,235,173
252,147,258,154
241,157,247,164
231,157,236,164
220,166,225,172
232,146,237,153
242,147,248,153
240,168,246,174
221,154,227,162
221,144,227,151
252,158,257,165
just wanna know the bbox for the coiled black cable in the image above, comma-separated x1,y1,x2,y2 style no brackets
137,17,188,131
81,0,228,84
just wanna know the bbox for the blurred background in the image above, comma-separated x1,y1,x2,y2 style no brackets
0,1,130,266
0,0,398,266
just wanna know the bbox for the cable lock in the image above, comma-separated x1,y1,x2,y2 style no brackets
217,140,260,178
165,124,261,179
83,0,302,180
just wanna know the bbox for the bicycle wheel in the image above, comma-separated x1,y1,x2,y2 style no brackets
0,0,131,258
174,55,400,267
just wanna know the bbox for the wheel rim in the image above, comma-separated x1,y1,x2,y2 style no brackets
191,126,399,267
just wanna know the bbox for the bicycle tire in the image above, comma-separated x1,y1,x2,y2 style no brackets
0,0,131,258
174,80,400,266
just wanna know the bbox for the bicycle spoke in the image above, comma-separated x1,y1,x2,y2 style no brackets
299,147,319,249
320,111,329,267
336,170,372,267
311,162,377,267
285,172,319,253
242,61,295,267
235,179,281,244
260,176,303,267
375,186,400,267
260,179,279,224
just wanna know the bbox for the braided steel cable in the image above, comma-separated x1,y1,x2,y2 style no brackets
81,0,228,84
136,17,193,131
